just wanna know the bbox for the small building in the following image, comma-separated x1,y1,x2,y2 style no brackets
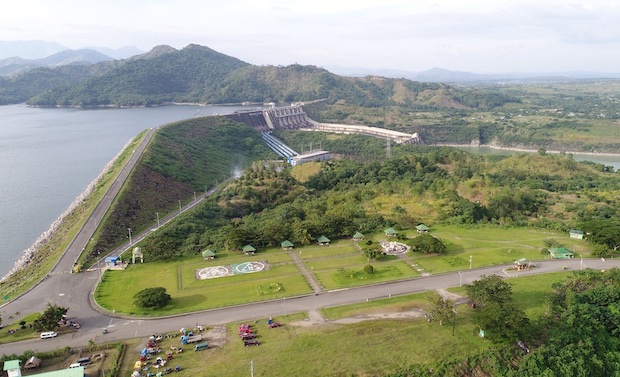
3,360,21,377
23,357,41,370
385,228,398,237
281,240,294,250
514,258,531,271
549,247,574,259
352,232,364,241
416,224,429,233
316,236,330,245
242,245,256,255
104,256,120,267
289,151,331,166
201,249,216,260
569,230,584,240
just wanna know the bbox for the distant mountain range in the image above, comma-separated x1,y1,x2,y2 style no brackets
327,66,620,83
0,49,115,76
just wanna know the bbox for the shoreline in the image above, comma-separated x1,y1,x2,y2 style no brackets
0,138,131,283
434,143,620,158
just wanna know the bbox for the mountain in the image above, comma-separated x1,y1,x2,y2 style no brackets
1,43,516,110
0,49,114,77
83,45,144,60
0,40,68,60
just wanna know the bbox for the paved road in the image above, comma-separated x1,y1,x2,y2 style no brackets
0,128,158,343
0,257,614,355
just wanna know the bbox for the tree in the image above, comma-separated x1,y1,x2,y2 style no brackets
363,244,383,262
33,303,68,332
410,234,446,254
426,291,455,326
473,302,529,342
465,275,513,308
134,287,172,309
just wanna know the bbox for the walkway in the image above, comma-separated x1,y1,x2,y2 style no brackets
289,251,325,294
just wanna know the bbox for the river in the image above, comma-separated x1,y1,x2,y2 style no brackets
0,104,253,278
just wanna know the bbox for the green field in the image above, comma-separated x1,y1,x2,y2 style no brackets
108,272,571,377
410,225,591,273
95,225,593,315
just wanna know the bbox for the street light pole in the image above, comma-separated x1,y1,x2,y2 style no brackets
128,228,132,246
452,309,457,336
156,212,160,228
459,271,463,287
469,255,472,269
178,200,182,214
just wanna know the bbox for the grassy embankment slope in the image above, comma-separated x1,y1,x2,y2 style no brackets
81,116,275,267
0,131,148,302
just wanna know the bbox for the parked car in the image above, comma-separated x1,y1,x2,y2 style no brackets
240,333,256,340
243,339,260,346
268,322,282,328
76,357,91,366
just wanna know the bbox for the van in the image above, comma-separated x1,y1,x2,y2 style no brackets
194,342,209,351
40,331,58,339
69,363,81,369
76,357,91,366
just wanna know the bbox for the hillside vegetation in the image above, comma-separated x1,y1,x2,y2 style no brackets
82,116,274,266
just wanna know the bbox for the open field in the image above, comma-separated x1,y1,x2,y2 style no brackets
409,225,592,273
106,272,572,377
95,225,594,315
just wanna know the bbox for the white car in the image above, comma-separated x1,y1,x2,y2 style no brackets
40,331,58,339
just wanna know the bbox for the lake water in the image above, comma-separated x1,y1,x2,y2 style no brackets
0,104,253,277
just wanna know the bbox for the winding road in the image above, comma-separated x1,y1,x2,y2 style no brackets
0,129,614,355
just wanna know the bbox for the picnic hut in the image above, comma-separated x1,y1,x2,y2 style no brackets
281,240,294,250
202,249,216,260
514,258,531,271
549,247,574,259
569,229,584,240
416,224,430,233
242,245,256,255
317,236,330,245
23,357,41,370
385,228,398,237
353,232,364,241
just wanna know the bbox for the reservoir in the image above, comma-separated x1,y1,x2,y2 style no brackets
0,104,252,278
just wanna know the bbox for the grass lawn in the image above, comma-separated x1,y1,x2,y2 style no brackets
95,255,312,316
410,225,592,273
314,260,418,290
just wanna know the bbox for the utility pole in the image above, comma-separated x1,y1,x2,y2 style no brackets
156,212,160,228
128,228,132,246
250,361,254,377
178,200,182,214
469,255,473,269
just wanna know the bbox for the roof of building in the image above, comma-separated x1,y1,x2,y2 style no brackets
514,258,528,264
242,245,256,252
291,150,330,160
3,360,20,371
353,232,364,239
317,236,330,243
281,240,294,248
105,256,119,262
385,228,398,234
416,224,430,231
201,249,216,257
549,247,573,255
24,356,42,369
27,366,85,377
570,229,584,234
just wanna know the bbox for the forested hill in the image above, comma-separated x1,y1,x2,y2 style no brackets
0,43,520,109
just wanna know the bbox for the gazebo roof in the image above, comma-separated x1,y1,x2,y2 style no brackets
202,249,216,257
385,228,398,235
317,235,330,243
281,240,294,248
242,245,256,252
416,224,429,231
514,258,528,265
353,231,364,239
549,247,573,256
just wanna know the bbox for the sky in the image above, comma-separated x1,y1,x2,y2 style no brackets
1,0,620,74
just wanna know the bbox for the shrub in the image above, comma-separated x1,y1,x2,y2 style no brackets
364,264,375,274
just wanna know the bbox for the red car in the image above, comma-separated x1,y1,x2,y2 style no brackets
268,322,282,328
240,333,256,340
